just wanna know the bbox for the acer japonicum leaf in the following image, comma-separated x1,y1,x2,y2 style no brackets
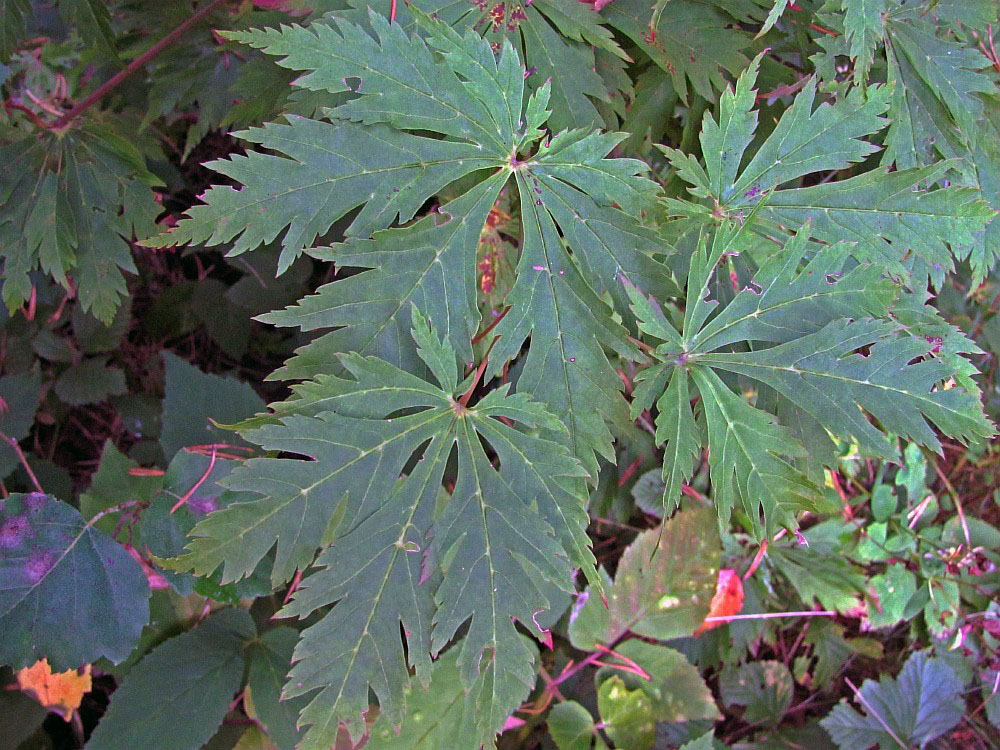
147,9,671,480
0,493,150,670
626,224,993,536
600,0,750,101
662,52,996,288
161,310,594,749
0,123,162,322
337,0,630,134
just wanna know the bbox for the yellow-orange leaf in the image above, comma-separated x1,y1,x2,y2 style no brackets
694,569,744,635
16,659,92,721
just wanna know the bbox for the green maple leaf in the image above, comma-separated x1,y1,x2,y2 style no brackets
886,16,994,134
161,310,592,749
841,0,887,79
626,223,992,536
600,0,750,101
0,123,162,321
147,9,673,478
664,54,996,287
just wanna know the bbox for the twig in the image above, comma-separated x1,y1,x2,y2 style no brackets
88,499,144,526
171,445,218,513
471,305,510,345
50,0,229,129
933,460,970,548
703,610,835,623
458,336,498,407
0,429,43,493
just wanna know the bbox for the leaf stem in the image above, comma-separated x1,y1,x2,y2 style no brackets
88,499,144,526
50,0,229,130
0,429,43,494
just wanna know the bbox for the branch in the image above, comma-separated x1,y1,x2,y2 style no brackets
50,0,229,129
0,429,43,494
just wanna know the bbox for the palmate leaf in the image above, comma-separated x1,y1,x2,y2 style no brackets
336,0,628,133
664,55,996,286
626,225,993,536
0,123,162,321
149,9,671,478
600,0,750,101
163,311,592,749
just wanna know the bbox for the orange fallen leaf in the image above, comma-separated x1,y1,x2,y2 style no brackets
16,659,92,721
694,568,744,635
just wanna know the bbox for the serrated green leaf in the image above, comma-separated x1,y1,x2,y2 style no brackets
336,0,626,133
842,0,887,78
820,651,964,750
0,124,161,321
663,53,890,205
164,317,590,748
701,318,992,456
87,608,255,750
886,17,994,133
629,225,991,534
0,492,150,669
601,0,750,101
665,56,994,286
156,13,668,478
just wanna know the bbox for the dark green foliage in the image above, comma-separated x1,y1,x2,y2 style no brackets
1,1,999,748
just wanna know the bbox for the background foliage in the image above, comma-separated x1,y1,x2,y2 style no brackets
1,0,999,748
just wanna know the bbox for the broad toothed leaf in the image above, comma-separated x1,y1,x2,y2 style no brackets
164,314,592,749
821,652,964,750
